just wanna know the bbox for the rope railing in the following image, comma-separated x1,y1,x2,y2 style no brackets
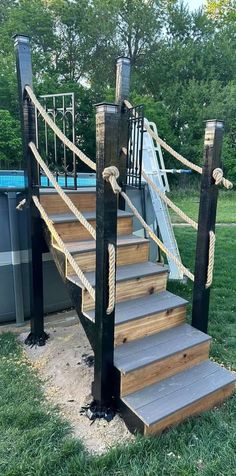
102,166,194,282
141,170,198,230
29,142,96,240
107,244,116,315
26,142,117,314
206,231,216,289
25,85,96,172
103,166,217,288
124,99,233,190
32,195,95,301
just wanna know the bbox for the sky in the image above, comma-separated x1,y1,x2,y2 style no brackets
186,0,204,10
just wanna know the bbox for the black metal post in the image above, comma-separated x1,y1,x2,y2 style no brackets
192,120,224,333
92,103,119,416
115,57,131,209
13,34,47,346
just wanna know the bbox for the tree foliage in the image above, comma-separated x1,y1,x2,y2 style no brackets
0,0,235,181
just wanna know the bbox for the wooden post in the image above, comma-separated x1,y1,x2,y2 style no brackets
116,57,131,104
115,57,131,209
192,120,224,333
92,103,119,412
13,34,47,346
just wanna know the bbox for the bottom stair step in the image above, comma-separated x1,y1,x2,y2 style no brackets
114,323,211,396
121,360,236,435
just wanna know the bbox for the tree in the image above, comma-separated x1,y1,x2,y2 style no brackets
206,0,236,20
0,110,21,168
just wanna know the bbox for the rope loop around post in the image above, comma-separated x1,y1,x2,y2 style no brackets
106,244,116,315
212,168,233,189
206,231,216,289
102,166,121,194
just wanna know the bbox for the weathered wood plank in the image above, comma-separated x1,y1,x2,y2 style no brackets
82,273,168,311
135,365,235,426
67,240,150,273
145,383,235,434
40,190,96,213
54,214,133,241
120,341,210,396
114,324,210,369
114,306,186,346
87,291,188,324
123,360,219,410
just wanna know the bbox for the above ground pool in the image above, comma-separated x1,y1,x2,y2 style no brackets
0,170,96,189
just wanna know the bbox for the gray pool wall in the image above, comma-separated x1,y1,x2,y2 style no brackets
0,184,157,325
0,191,71,324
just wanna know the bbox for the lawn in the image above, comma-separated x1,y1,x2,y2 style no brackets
0,221,236,475
169,190,236,224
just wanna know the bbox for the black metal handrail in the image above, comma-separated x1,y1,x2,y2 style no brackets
126,104,144,189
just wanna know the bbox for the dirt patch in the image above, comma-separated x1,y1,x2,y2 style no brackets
19,321,134,454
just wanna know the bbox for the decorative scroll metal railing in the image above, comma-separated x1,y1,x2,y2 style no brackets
35,92,77,189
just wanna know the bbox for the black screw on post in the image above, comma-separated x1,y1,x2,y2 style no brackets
13,34,47,346
89,103,119,421
192,120,224,333
115,57,131,210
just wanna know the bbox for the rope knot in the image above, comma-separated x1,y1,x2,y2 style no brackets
102,166,121,194
212,168,233,189
212,168,223,185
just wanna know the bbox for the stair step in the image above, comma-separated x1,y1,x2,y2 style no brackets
50,210,133,241
121,360,236,434
68,261,168,311
114,324,211,396
86,291,188,345
40,187,96,214
57,234,150,273
49,209,133,224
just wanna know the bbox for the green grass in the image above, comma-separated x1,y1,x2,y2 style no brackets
0,228,236,475
169,190,236,223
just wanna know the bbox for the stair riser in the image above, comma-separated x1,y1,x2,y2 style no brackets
40,192,96,214
120,341,210,397
82,273,168,312
115,305,186,346
55,217,133,241
66,242,150,274
144,382,235,435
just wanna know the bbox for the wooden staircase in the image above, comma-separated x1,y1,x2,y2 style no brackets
40,187,235,435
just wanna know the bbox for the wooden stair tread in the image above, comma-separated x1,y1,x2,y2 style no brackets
67,261,168,288
49,209,133,224
114,324,211,373
86,290,188,324
55,234,149,254
122,360,236,427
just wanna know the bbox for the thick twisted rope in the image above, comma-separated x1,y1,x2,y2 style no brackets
212,168,232,189
25,86,96,172
29,142,96,240
141,170,198,230
103,166,194,281
206,231,216,289
107,244,116,315
124,100,233,190
32,195,95,301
